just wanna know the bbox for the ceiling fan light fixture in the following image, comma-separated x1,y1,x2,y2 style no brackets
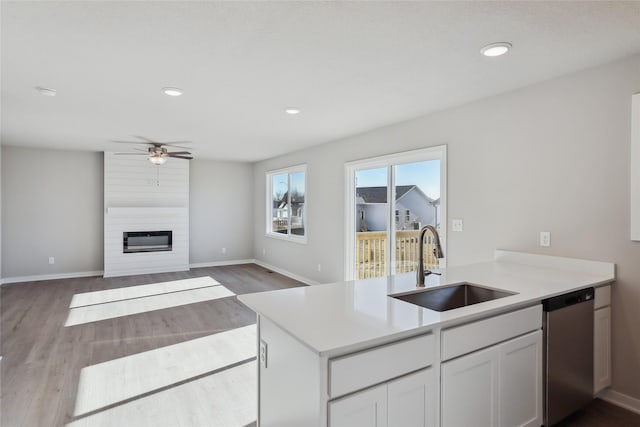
149,156,167,165
162,87,183,97
480,42,512,57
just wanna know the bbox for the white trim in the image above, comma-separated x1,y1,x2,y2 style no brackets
253,259,319,286
344,145,448,281
1,270,104,285
598,388,640,415
631,93,640,240
265,164,308,244
189,259,255,268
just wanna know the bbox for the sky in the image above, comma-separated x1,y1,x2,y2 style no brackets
355,160,440,199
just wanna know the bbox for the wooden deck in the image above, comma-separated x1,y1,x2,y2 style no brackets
356,230,439,279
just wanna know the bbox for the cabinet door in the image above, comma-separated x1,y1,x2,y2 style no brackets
442,346,499,427
388,368,435,427
594,306,612,393
499,331,542,427
329,383,387,427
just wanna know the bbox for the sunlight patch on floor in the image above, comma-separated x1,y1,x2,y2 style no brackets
68,361,257,427
69,276,220,308
64,285,235,326
73,324,256,416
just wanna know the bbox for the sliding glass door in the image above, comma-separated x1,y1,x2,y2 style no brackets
346,146,446,280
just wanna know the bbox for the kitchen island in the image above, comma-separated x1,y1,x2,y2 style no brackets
238,250,614,427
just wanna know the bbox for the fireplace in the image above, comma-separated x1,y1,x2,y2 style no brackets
123,231,172,253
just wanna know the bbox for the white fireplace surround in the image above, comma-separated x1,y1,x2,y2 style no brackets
104,207,189,277
103,153,190,277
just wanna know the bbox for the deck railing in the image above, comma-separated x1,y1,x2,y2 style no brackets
356,230,439,279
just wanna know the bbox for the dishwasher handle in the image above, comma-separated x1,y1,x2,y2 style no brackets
543,287,594,312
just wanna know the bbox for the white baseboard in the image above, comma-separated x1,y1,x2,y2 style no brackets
252,259,319,286
0,260,320,287
189,259,255,269
598,388,640,415
1,270,104,286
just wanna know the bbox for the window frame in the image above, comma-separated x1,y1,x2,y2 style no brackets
265,164,308,244
344,145,447,280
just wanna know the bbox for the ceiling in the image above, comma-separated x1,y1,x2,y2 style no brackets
2,1,640,162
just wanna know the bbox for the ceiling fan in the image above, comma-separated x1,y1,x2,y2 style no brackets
110,136,193,165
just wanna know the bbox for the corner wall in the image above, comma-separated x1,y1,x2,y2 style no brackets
189,159,254,264
252,55,640,400
1,146,104,278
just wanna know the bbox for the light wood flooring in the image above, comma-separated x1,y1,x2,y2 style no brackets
1,264,304,427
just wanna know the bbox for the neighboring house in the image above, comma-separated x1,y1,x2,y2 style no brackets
356,185,439,231
273,191,305,234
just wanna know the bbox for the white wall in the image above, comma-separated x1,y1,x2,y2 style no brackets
1,146,104,278
189,159,253,264
253,55,640,400
0,144,3,281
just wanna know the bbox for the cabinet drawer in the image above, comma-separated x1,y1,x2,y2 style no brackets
329,333,434,398
441,305,542,361
595,285,611,309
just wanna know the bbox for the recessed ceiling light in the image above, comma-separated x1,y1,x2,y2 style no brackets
480,42,512,57
162,87,183,97
35,86,57,96
285,108,301,115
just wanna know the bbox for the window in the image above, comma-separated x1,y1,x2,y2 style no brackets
266,165,307,242
345,145,447,280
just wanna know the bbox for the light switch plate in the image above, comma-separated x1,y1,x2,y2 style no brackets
452,219,464,232
540,231,551,247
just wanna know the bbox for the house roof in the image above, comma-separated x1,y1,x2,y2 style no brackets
356,185,437,204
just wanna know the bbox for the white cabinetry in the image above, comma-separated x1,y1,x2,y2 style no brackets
441,305,543,427
594,285,612,393
441,345,498,426
442,331,542,427
388,368,436,427
329,384,388,427
499,332,543,427
329,368,435,427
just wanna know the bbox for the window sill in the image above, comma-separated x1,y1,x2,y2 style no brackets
265,232,307,245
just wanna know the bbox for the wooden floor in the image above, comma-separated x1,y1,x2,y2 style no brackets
555,398,640,427
0,264,304,427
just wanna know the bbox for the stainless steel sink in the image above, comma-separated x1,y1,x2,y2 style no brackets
390,283,516,312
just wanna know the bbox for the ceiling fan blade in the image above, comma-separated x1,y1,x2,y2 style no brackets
167,151,192,155
133,135,157,143
168,155,193,160
162,141,192,145
110,140,151,145
113,152,148,155
162,143,192,149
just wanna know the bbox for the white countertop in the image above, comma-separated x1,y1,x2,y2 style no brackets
238,251,614,356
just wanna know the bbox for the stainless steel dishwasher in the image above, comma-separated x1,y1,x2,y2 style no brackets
543,287,595,426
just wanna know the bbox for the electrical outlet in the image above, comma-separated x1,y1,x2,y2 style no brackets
48,257,55,265
452,219,464,232
259,339,268,368
221,247,227,254
262,248,266,256
317,264,322,272
540,231,551,247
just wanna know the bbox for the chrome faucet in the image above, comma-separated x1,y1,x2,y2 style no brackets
416,225,444,287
